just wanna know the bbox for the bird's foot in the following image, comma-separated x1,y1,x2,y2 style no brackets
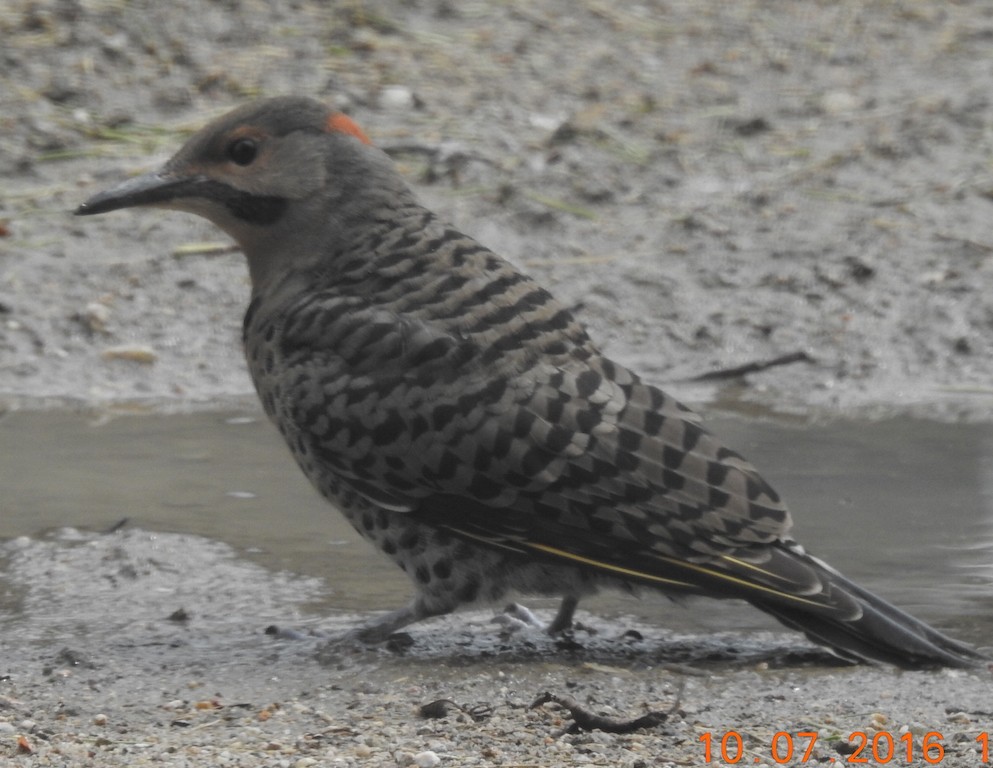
310,599,451,662
491,603,542,636
494,595,580,636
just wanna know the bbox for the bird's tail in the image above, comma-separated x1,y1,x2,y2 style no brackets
749,553,986,669
443,514,986,668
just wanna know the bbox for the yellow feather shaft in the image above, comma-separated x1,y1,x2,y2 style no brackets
523,541,830,610
522,542,698,590
654,553,827,607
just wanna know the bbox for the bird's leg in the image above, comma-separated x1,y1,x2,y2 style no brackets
546,594,579,634
346,597,453,644
314,598,454,663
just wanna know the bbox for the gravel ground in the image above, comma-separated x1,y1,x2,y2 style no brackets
2,1,993,766
3,0,993,417
2,525,991,768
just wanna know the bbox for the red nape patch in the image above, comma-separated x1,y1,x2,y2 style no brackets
326,113,372,145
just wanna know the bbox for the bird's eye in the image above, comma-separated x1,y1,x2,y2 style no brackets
227,138,258,166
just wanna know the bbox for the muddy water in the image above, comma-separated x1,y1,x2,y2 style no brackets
1,408,991,645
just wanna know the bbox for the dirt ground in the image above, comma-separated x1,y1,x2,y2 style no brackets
4,0,993,418
2,1,993,766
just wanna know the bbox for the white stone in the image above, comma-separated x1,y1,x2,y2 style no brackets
413,750,441,768
379,85,416,111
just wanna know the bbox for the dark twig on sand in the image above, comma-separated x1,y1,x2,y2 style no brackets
689,350,814,382
530,691,679,735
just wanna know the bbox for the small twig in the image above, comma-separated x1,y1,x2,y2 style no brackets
934,231,993,253
521,191,597,220
689,350,814,382
172,241,240,258
102,517,130,534
381,142,445,158
530,691,677,734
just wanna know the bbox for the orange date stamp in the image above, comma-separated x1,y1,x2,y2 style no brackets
699,730,990,764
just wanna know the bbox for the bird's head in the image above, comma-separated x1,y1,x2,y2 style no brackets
76,96,406,291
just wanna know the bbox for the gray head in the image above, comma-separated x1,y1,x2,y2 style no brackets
77,96,410,291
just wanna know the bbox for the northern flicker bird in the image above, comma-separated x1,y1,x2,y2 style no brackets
76,96,984,668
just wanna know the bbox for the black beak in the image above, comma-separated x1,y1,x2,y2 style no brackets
75,172,205,216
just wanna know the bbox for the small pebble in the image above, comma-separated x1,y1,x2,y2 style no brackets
82,302,110,333
413,750,441,768
379,85,416,111
821,90,859,113
94,713,108,726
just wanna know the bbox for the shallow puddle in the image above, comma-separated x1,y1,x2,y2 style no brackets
1,408,991,646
